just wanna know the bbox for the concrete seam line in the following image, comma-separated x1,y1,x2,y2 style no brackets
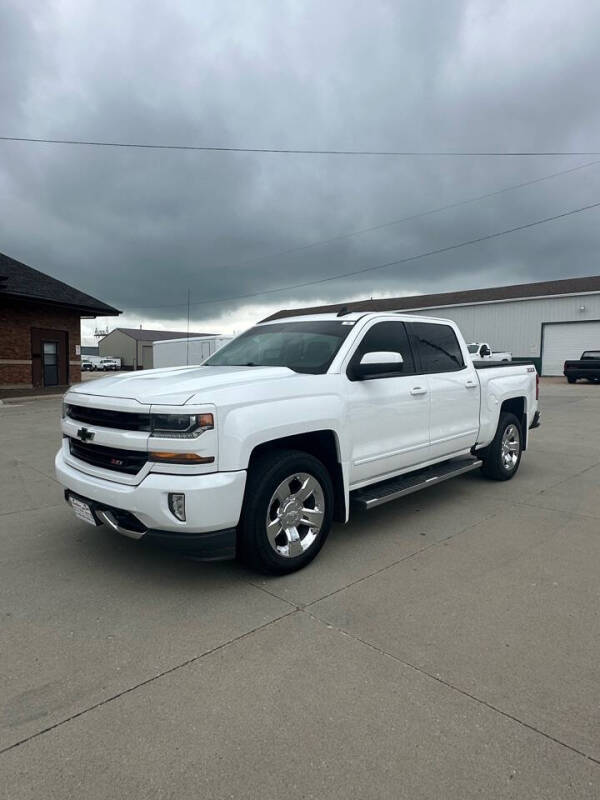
529,459,600,493
0,502,65,519
302,510,501,610
302,541,440,609
517,500,600,522
304,611,600,768
16,459,61,483
248,581,300,611
0,608,298,757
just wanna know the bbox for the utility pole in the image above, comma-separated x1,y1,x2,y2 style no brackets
186,288,191,366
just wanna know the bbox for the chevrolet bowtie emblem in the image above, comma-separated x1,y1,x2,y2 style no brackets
77,427,95,442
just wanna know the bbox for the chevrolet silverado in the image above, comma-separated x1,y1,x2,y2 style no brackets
56,312,540,574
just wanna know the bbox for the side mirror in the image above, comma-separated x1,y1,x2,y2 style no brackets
353,351,404,379
480,345,491,357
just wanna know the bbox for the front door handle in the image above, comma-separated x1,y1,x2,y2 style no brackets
410,386,428,396
465,380,478,389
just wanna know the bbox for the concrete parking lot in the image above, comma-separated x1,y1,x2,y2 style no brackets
1,379,599,799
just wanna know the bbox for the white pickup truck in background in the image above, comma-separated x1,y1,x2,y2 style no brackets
56,312,540,574
98,357,121,371
81,356,121,371
467,342,512,361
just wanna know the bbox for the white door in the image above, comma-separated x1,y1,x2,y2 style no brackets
345,320,431,486
542,321,600,375
407,321,480,460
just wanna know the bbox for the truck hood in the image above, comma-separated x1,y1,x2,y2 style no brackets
68,365,297,405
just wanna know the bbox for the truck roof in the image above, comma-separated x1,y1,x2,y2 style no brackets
259,311,456,325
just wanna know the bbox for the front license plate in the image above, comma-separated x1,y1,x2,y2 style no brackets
69,497,99,526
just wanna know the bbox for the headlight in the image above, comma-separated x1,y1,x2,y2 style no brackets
150,413,213,439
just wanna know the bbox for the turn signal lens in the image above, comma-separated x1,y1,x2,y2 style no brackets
148,452,215,464
197,413,214,429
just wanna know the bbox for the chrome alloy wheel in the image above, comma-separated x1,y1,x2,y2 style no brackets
501,423,520,470
265,473,325,558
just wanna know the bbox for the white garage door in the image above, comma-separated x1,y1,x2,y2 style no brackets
542,321,600,375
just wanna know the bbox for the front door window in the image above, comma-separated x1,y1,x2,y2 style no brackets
43,341,59,386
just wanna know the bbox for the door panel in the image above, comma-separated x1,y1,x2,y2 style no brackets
408,321,479,459
347,376,431,484
31,328,68,387
42,341,59,386
427,371,479,459
142,344,153,369
345,320,430,486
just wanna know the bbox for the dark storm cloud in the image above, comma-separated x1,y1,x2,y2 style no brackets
1,0,600,330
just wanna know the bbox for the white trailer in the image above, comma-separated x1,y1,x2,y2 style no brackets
152,335,232,368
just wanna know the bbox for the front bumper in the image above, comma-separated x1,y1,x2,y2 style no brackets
56,450,246,557
65,491,236,559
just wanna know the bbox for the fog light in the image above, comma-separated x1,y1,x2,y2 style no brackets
168,493,186,521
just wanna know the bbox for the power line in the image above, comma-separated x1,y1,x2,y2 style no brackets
129,159,600,310
128,198,600,311
1,135,599,157
130,159,600,309
177,157,600,283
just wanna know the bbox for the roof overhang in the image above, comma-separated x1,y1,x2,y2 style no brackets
0,292,121,317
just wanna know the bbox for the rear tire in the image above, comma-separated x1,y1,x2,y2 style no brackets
480,412,522,481
567,377,576,384
239,449,333,574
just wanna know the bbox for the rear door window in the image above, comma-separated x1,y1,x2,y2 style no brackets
408,322,465,373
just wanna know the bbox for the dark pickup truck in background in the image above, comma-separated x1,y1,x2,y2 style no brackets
563,351,600,383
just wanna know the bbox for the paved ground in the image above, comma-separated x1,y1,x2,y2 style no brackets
1,379,599,799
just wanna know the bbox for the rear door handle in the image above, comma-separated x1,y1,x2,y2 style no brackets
465,380,478,389
410,386,428,396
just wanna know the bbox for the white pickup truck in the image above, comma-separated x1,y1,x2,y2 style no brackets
467,342,512,362
56,312,540,574
81,356,121,371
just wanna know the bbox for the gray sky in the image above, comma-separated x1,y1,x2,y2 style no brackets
1,0,600,342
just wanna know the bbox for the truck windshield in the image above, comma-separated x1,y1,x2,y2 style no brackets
467,344,480,354
581,351,600,359
204,320,354,374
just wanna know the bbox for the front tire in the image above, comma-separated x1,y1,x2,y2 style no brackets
567,377,576,384
480,412,522,481
239,449,333,574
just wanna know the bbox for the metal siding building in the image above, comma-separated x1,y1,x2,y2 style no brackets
264,276,600,375
408,293,600,374
99,327,216,369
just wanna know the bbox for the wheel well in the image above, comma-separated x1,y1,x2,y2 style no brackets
248,431,346,522
500,396,527,450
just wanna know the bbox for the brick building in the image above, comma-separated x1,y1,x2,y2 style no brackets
0,252,120,391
